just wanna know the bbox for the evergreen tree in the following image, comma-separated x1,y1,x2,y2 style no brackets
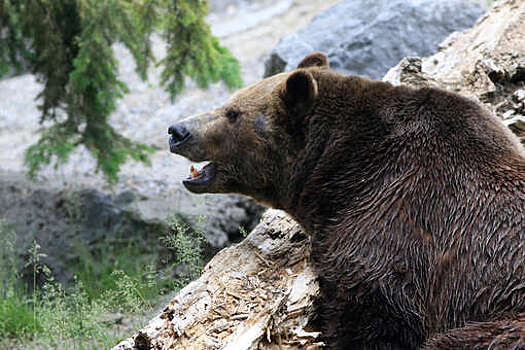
0,0,242,184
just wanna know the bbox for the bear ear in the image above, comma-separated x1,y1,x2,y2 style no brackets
297,52,329,69
280,70,318,118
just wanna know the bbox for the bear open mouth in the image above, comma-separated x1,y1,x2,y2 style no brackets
182,162,216,193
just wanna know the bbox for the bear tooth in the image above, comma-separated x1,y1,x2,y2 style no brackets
190,165,200,178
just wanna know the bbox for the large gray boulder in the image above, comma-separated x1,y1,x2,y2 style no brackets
264,0,485,79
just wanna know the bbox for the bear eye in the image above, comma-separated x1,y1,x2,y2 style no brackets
226,109,240,123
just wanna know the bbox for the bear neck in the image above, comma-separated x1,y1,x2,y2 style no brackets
293,134,404,234
285,74,399,229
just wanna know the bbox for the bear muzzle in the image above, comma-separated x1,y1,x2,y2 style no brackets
168,115,211,162
168,113,220,193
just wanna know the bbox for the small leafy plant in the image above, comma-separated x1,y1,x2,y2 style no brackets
161,215,206,291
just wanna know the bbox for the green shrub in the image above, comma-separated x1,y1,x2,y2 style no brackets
33,281,120,350
0,220,37,339
71,237,161,302
161,215,205,290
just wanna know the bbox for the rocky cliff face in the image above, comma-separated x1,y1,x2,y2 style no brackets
383,1,525,144
0,170,264,286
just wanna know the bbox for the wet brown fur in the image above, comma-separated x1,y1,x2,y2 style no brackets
173,53,525,349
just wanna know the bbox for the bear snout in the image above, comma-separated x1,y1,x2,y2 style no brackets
168,113,213,162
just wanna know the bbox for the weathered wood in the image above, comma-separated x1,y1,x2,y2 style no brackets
113,1,525,348
112,210,321,350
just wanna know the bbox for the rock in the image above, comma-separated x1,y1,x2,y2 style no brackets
130,192,263,248
381,56,441,88
208,0,251,14
264,0,485,79
209,0,293,38
502,109,516,120
0,172,162,287
503,116,525,138
513,89,525,103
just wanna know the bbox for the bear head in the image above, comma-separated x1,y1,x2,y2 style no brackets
169,52,332,209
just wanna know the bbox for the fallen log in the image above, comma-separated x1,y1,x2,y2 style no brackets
113,210,321,350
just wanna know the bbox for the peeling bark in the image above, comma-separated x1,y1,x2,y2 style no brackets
113,1,525,349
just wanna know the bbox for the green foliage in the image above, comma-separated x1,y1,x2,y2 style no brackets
0,223,137,348
24,127,76,180
34,281,116,349
71,237,163,303
161,215,205,290
239,225,250,238
0,220,38,339
0,220,19,299
102,270,155,313
71,216,205,305
1,0,242,184
0,214,206,348
0,294,37,339
0,1,32,76
24,240,51,336
160,0,242,98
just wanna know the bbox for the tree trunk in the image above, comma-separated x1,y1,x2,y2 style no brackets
112,1,525,349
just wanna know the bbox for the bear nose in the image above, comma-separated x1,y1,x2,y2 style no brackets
168,124,191,143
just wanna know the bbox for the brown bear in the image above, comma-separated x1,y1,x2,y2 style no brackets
168,52,525,349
